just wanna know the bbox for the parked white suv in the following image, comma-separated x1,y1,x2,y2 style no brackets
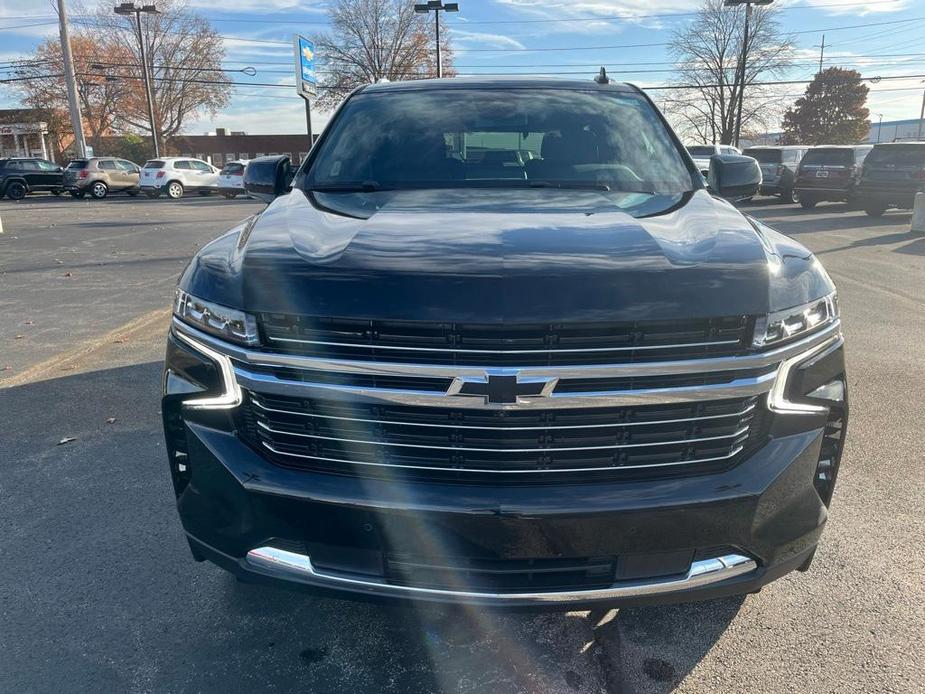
686,144,741,176
140,157,220,199
217,160,250,199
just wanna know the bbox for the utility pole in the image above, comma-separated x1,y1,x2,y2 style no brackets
917,88,925,141
115,3,160,157
57,0,87,158
414,1,459,79
875,113,883,143
818,34,826,74
725,0,773,148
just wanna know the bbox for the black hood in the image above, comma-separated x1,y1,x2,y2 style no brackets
181,188,820,323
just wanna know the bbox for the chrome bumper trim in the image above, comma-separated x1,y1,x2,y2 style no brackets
172,317,841,381
244,546,758,603
233,367,777,410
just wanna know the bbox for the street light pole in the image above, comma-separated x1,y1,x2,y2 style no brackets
876,113,883,143
414,1,459,79
918,87,925,141
57,0,87,158
115,3,160,157
725,0,773,148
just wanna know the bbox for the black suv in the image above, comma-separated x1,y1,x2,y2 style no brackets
0,157,64,199
794,145,872,209
163,78,848,608
856,142,925,216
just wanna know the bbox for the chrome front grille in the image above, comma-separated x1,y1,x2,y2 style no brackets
173,315,844,482
238,391,766,481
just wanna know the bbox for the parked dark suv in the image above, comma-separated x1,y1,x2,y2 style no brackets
856,142,925,216
163,78,848,608
794,145,872,209
0,157,64,199
742,146,808,203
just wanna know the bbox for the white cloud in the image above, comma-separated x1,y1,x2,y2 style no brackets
799,0,910,15
449,29,526,50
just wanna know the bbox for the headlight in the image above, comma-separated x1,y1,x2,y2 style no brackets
174,289,259,346
752,292,838,348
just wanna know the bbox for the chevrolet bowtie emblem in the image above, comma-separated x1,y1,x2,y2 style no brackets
447,372,558,405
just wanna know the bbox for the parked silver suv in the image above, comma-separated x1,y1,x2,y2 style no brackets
63,158,141,199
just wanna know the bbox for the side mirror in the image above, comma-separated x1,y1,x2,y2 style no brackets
708,154,762,201
56,166,64,173
244,155,293,204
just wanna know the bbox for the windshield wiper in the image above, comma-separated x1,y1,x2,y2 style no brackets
307,181,386,193
528,181,611,191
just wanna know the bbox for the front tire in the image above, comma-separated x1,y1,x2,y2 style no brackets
782,187,798,204
864,205,886,217
166,181,184,199
90,181,109,199
5,181,26,200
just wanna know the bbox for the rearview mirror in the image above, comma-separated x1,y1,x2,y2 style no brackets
708,154,761,201
244,155,293,204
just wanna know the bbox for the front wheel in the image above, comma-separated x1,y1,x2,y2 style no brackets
5,181,26,200
864,205,886,217
166,181,184,199
90,181,108,199
781,187,798,204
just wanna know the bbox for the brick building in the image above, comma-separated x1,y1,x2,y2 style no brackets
168,128,317,166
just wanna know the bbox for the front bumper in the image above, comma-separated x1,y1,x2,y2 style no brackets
167,405,836,608
163,320,847,608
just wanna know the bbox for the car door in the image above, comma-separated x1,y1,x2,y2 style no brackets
35,159,63,189
97,159,121,189
191,160,219,188
173,160,192,187
117,160,140,190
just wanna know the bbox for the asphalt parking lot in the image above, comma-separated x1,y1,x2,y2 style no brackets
1,194,923,693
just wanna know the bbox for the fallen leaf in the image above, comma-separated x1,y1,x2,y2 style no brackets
57,437,76,445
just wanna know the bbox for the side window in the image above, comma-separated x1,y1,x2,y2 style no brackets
116,160,136,172
37,160,59,171
174,161,191,170
192,160,211,171
20,160,40,171
98,160,118,170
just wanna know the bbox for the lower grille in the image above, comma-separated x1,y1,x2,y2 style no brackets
237,390,767,482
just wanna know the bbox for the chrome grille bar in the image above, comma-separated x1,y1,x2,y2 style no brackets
255,419,750,453
250,397,757,431
259,441,746,474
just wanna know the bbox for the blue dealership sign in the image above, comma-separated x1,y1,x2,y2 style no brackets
294,35,317,98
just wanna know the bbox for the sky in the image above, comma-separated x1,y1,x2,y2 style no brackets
1,0,924,138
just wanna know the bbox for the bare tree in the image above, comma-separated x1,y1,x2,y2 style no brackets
90,0,231,145
313,0,454,111
11,35,133,155
662,0,794,145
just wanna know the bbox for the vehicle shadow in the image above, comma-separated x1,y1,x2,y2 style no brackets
1,362,744,694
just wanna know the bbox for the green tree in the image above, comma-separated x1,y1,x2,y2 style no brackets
781,68,870,145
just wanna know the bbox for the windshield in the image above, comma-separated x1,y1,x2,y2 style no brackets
686,146,715,157
865,144,925,168
143,160,165,169
305,88,694,194
66,160,88,170
743,149,782,164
